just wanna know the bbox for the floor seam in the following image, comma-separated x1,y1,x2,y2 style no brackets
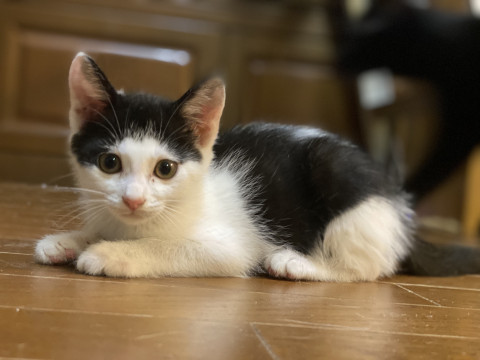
252,321,480,341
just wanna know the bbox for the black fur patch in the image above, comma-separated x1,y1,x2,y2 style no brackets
214,122,401,253
70,92,202,166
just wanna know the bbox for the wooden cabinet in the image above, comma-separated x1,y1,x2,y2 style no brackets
0,0,223,184
0,0,355,184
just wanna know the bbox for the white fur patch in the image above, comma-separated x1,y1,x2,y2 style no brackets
69,162,273,278
321,196,413,280
291,126,327,141
264,196,413,282
265,248,321,280
34,231,90,264
54,135,274,278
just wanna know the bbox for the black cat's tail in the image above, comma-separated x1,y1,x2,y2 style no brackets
401,238,480,276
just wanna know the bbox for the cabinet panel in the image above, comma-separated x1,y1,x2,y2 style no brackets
225,25,359,141
244,59,356,139
1,29,196,156
0,2,221,184
17,32,194,126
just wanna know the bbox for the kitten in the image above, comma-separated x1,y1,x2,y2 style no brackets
34,53,480,280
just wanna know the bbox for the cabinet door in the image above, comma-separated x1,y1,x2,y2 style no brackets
226,27,359,141
244,59,357,139
0,3,221,184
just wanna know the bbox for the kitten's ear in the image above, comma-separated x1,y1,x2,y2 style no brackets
68,52,117,133
178,77,225,148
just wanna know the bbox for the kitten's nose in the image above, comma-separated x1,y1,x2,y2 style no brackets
122,196,145,211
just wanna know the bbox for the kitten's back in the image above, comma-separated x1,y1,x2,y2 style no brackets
214,122,407,253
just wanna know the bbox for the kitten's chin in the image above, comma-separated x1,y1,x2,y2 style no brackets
111,209,153,225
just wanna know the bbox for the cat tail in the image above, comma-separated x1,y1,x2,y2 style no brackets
401,237,480,276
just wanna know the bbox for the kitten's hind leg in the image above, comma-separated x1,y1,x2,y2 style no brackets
265,196,413,282
35,231,90,265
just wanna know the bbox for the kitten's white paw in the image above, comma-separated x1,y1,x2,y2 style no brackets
76,250,106,276
35,233,83,265
76,242,137,277
265,248,319,281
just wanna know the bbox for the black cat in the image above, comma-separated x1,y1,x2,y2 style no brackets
332,0,480,201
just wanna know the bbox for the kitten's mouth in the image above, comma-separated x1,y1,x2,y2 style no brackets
115,208,151,223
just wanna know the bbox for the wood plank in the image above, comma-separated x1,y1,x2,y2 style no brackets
0,252,433,306
400,284,480,310
0,307,268,360
253,322,480,360
463,146,480,237
382,275,480,291
1,273,480,339
0,239,35,255
0,183,80,240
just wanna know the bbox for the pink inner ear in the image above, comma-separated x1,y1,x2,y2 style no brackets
73,91,106,118
69,54,107,125
72,91,107,125
195,104,222,147
185,80,225,148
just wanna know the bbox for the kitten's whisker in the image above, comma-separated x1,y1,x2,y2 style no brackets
56,186,108,197
46,172,76,185
95,76,122,141
74,204,109,226
56,202,108,227
91,108,121,140
152,203,186,228
77,198,110,208
105,92,122,141
162,96,189,142
155,212,179,228
164,122,191,144
163,205,181,216
53,207,88,230
124,106,131,138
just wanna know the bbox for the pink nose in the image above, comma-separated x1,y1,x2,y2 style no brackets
122,196,145,211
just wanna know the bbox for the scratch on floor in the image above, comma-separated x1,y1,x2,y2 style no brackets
250,322,280,360
282,319,372,332
0,304,155,319
0,251,32,256
135,331,183,341
379,280,480,292
395,284,442,306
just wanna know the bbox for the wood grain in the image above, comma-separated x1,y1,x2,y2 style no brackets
1,182,480,359
464,146,480,237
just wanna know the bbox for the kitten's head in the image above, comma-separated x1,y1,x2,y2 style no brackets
68,52,225,225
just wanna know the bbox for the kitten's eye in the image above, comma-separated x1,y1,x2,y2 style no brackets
154,160,178,179
98,153,122,174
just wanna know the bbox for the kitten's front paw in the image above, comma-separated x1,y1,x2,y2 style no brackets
76,249,106,276
76,242,137,277
265,248,319,281
35,233,83,265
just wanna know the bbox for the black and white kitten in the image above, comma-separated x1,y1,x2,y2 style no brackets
34,53,480,280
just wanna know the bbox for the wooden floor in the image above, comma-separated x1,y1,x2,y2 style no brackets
1,182,480,359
